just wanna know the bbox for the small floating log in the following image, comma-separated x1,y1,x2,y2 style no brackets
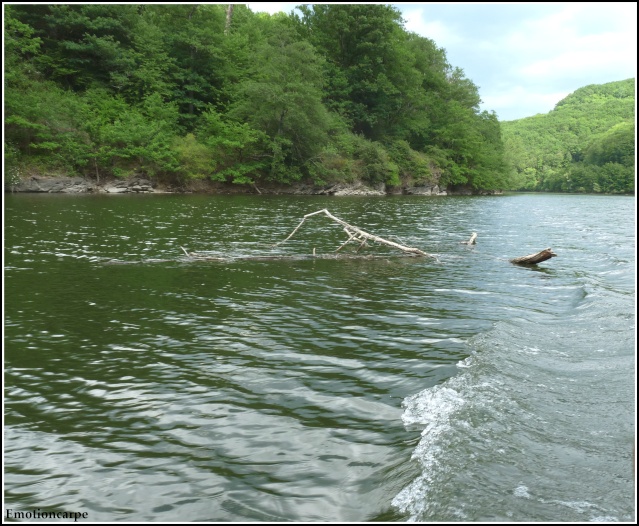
510,248,557,265
461,232,477,245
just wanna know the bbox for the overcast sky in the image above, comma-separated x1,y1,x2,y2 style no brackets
245,2,637,121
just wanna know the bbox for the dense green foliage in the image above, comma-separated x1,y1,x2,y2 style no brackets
501,79,635,194
5,5,632,194
5,4,510,190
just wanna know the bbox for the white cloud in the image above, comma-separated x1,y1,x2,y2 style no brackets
481,86,571,121
521,47,635,81
518,29,636,82
246,3,298,15
504,4,636,69
402,8,463,48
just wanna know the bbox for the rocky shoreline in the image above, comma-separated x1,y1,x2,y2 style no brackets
5,174,500,196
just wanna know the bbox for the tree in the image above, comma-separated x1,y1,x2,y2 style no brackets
11,4,139,91
229,26,332,182
145,4,227,129
297,4,408,138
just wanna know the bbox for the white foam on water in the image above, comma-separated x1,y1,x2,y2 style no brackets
392,367,471,520
513,485,531,499
392,316,635,522
400,385,466,428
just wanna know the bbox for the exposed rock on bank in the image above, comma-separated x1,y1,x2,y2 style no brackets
258,181,388,196
6,175,484,196
402,185,447,196
101,178,155,194
7,176,156,194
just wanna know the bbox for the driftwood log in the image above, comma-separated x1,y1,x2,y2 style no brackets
274,209,436,259
510,248,557,265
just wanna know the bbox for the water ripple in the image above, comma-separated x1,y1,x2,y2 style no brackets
4,193,635,522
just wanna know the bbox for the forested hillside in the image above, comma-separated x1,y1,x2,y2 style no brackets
4,4,509,191
501,79,635,194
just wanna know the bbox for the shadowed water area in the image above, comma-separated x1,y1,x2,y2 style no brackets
4,193,635,522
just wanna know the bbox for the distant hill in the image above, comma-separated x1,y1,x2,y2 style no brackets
501,78,635,194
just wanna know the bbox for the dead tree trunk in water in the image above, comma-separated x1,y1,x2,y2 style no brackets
461,232,477,245
510,248,557,265
274,208,436,259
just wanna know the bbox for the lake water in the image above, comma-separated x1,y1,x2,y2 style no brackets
4,192,636,522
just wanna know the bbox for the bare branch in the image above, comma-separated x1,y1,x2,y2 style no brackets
274,208,436,258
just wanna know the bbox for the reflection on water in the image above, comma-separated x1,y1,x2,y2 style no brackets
4,193,635,522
